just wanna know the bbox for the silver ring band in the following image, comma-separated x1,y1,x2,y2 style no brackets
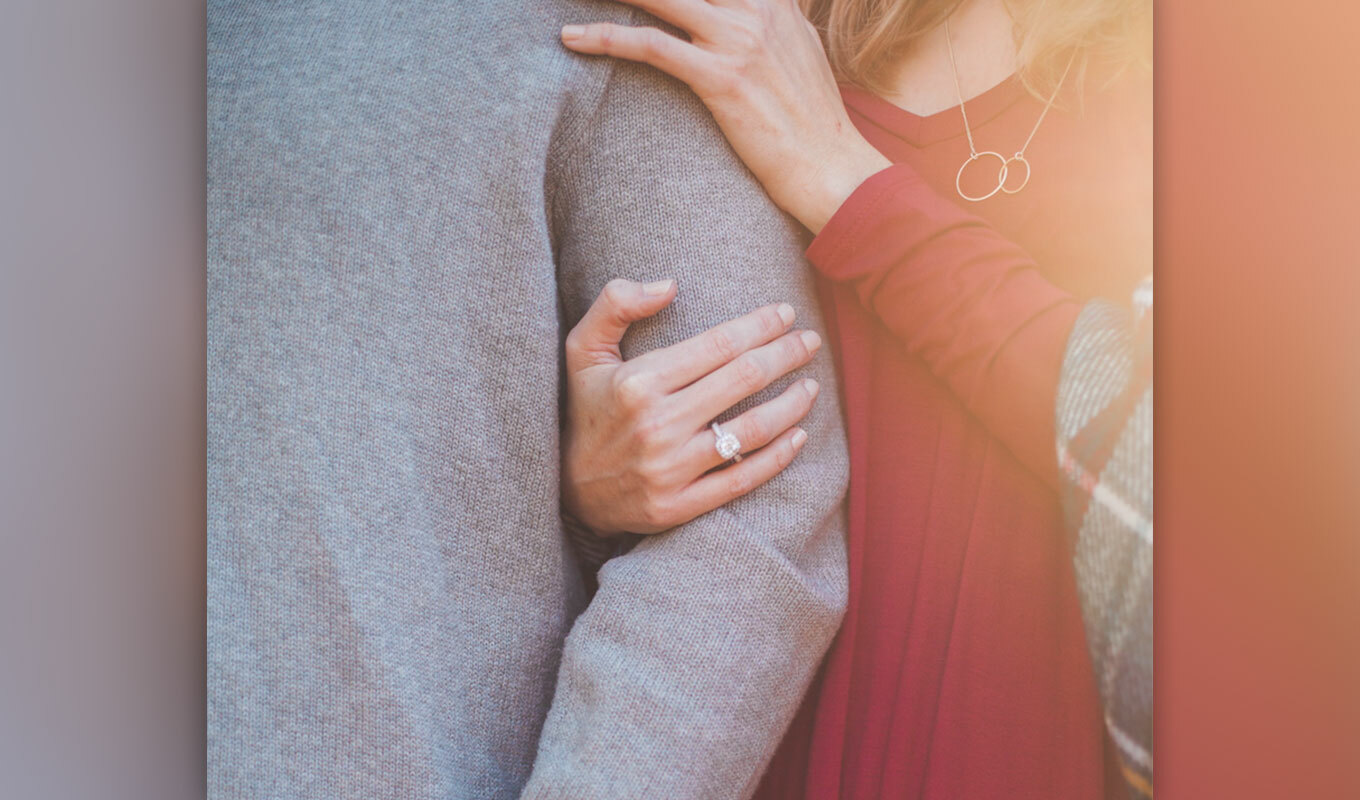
711,422,742,463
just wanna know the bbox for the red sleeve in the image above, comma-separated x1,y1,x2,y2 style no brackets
806,164,1081,488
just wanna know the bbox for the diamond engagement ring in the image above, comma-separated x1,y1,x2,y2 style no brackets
711,422,742,463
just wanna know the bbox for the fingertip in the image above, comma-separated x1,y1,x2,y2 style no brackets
643,279,675,297
791,427,808,449
799,330,822,354
561,24,585,43
776,303,796,326
803,378,820,400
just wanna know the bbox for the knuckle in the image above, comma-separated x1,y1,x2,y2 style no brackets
636,460,669,491
706,329,739,364
732,55,756,81
733,354,766,390
731,24,761,55
601,278,631,306
613,369,654,410
742,413,769,445
725,469,753,498
563,329,583,356
640,498,675,529
596,24,615,48
759,306,784,336
640,28,663,58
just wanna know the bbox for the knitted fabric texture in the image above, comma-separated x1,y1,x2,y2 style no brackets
207,2,848,798
1056,277,1154,798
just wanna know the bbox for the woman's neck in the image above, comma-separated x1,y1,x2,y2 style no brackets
879,0,1018,117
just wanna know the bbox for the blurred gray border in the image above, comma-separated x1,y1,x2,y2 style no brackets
0,1,206,797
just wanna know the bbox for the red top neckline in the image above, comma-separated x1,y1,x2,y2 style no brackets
838,75,1027,148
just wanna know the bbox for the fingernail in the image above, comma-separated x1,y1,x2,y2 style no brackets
804,378,820,399
561,25,585,41
776,303,796,326
643,279,674,296
791,428,808,449
800,330,822,353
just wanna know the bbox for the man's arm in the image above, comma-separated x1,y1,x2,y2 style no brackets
521,44,849,800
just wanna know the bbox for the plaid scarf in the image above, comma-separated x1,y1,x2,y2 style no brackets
1056,277,1154,798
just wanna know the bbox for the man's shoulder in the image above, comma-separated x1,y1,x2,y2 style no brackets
444,0,635,70
209,1,631,81
209,0,636,149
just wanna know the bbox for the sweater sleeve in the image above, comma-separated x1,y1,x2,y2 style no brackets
806,163,1081,487
1056,281,1154,797
521,36,850,800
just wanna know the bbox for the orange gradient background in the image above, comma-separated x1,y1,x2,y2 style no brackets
1158,0,1360,796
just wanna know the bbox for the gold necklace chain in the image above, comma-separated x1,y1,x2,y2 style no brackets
944,17,1075,202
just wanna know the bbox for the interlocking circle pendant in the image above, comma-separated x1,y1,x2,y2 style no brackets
1001,153,1032,194
955,150,1008,202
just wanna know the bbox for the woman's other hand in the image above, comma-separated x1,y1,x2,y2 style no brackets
560,0,891,233
563,278,823,536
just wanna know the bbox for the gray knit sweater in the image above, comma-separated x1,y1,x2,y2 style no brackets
207,2,848,799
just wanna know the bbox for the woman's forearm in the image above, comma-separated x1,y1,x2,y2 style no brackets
808,163,1081,487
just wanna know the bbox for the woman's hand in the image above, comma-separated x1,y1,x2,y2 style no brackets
560,0,892,233
563,278,823,536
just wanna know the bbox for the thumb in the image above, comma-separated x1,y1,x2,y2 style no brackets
565,278,677,372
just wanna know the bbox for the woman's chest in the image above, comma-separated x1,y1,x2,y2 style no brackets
848,89,1151,302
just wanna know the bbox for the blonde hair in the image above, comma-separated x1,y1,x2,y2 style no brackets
799,0,1152,101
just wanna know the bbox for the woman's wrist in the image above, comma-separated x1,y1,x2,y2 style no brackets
795,137,893,235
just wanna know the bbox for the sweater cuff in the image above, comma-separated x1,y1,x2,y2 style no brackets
806,163,927,279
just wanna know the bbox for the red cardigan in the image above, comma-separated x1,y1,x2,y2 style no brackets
757,70,1152,799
